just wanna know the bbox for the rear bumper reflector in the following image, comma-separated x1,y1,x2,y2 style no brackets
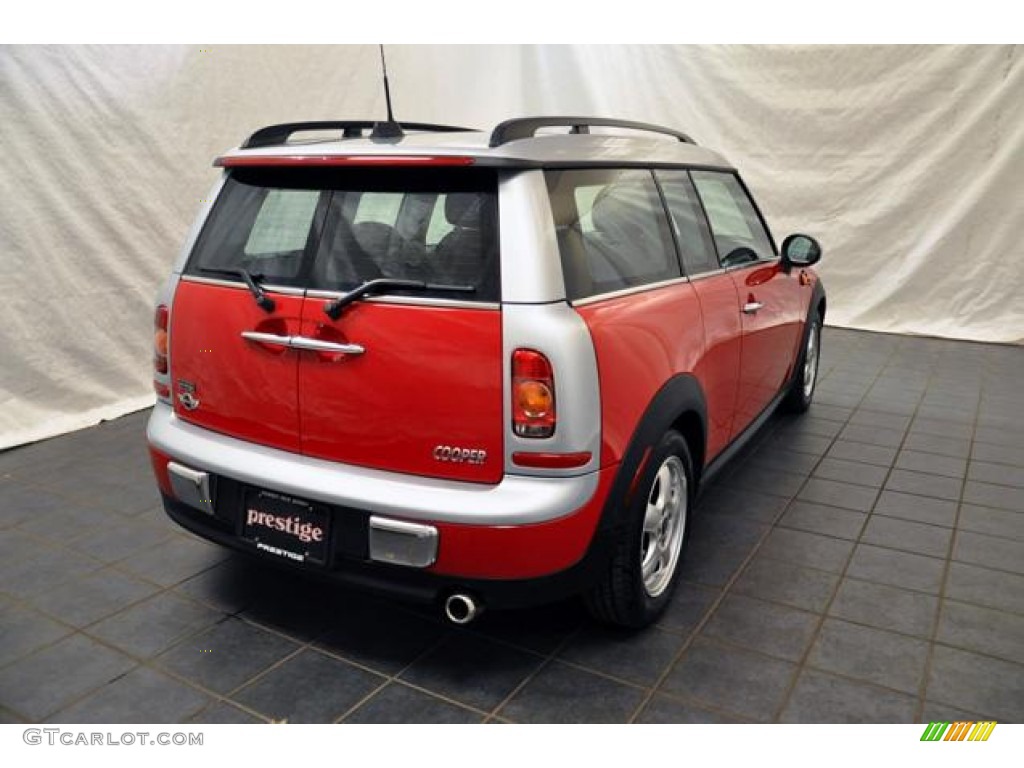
167,461,215,517
368,516,439,569
512,451,593,469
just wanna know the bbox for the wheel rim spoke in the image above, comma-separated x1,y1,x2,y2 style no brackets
640,455,688,598
643,503,661,536
642,550,660,581
803,323,819,398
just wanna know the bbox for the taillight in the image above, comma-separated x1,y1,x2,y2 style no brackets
154,305,169,395
512,349,555,438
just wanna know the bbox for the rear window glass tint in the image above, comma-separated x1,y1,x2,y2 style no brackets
245,189,321,256
186,167,499,302
546,168,680,300
187,173,326,286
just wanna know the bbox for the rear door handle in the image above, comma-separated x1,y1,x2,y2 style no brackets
241,331,292,347
241,331,364,356
742,301,764,314
289,337,365,355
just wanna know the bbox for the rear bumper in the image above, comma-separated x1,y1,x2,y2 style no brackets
159,493,615,610
147,402,616,583
147,402,598,526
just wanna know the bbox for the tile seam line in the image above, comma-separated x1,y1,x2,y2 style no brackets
626,333,895,722
914,357,986,724
771,335,928,723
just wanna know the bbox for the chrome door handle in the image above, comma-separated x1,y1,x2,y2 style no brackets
289,337,365,355
241,331,364,356
241,331,292,347
742,301,764,315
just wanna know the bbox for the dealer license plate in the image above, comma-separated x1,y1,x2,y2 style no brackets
241,488,330,565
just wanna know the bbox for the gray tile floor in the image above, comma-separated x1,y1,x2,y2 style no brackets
1,328,1022,724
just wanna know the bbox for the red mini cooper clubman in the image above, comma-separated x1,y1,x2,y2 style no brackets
148,116,825,628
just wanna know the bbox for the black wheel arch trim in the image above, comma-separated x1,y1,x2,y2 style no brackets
797,277,827,375
811,277,827,319
596,373,707,536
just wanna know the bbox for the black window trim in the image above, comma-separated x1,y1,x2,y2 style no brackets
651,168,723,279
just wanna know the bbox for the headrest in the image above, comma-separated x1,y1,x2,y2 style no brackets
351,221,394,254
589,183,646,238
445,193,481,229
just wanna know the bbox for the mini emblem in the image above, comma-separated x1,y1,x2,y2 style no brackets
433,445,487,465
178,392,200,411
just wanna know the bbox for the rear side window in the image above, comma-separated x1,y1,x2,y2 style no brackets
690,171,775,267
546,169,680,300
186,167,499,301
655,170,720,275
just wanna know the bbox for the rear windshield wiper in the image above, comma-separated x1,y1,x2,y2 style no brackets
198,267,276,313
324,279,475,319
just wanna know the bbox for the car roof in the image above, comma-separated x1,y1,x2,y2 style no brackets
215,119,734,170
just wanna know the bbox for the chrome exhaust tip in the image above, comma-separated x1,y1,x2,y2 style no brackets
444,593,482,625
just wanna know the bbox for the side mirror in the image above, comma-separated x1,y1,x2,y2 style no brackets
781,234,822,268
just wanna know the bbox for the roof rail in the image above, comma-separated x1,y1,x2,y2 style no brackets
242,121,475,149
489,116,696,148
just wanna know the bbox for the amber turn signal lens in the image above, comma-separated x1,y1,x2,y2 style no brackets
516,381,552,418
154,328,169,357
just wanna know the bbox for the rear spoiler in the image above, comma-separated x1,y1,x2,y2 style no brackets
242,121,475,149
214,154,475,168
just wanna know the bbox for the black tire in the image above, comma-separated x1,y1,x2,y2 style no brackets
585,430,694,628
784,311,822,414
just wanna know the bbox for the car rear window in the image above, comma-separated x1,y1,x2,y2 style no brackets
186,167,500,302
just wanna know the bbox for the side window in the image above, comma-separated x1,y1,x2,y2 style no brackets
691,171,775,267
546,168,680,301
655,170,720,275
244,189,320,257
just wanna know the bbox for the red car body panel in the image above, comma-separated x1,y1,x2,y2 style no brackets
687,273,744,461
575,283,705,467
297,300,504,483
149,446,174,497
729,262,806,436
427,465,617,579
170,281,304,454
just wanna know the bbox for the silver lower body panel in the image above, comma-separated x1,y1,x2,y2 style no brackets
147,403,599,526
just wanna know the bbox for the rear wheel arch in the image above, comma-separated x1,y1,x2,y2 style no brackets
671,410,706,486
597,374,708,536
586,429,694,626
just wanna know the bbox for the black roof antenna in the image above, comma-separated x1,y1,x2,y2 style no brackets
370,45,404,141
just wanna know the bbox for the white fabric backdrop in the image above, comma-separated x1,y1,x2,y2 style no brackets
1,45,1021,449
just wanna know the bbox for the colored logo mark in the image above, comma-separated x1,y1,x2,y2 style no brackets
921,721,997,742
